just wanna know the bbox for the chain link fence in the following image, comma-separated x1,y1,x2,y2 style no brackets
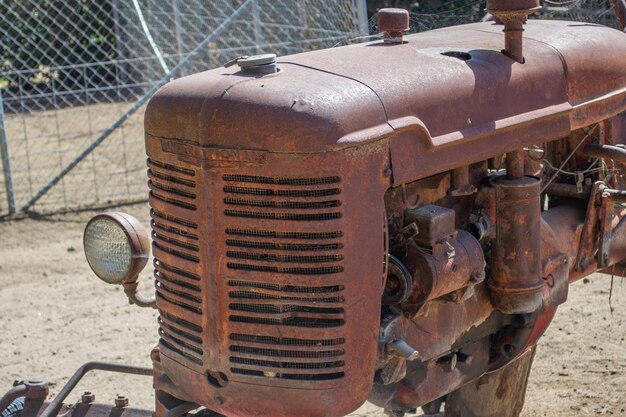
0,0,367,216
0,0,621,216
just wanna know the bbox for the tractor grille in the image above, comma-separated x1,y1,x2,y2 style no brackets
228,333,346,381
148,159,204,368
223,173,346,381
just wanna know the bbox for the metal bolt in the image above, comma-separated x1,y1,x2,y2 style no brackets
115,395,129,408
81,391,95,404
450,353,458,371
386,340,419,361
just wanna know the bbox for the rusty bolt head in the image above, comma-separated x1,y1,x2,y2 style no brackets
377,8,409,43
115,395,129,408
81,392,95,404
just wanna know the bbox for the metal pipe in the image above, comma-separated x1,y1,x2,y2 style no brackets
545,182,591,199
453,166,469,189
502,18,525,63
19,0,256,212
132,0,170,74
602,188,626,203
486,0,540,64
583,143,626,164
123,281,156,308
38,362,152,417
355,0,370,36
252,0,265,55
506,149,525,179
0,90,16,214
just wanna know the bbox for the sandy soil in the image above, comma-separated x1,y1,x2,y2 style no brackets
1,203,625,416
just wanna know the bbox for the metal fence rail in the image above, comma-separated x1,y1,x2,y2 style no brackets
0,0,620,215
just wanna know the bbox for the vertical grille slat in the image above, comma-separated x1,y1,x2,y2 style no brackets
223,174,346,382
149,159,204,369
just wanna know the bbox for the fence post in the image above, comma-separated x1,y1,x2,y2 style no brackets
0,89,16,214
112,0,131,99
253,0,264,54
355,0,369,35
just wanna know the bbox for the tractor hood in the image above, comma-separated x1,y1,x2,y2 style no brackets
145,19,626,181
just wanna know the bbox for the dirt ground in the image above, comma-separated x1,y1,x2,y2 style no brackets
1,203,625,416
0,101,146,216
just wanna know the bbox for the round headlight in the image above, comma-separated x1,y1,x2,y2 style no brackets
83,212,150,284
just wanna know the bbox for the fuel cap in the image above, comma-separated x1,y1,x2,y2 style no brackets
224,54,277,74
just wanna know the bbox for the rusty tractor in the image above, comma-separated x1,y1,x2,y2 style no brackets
3,1,626,416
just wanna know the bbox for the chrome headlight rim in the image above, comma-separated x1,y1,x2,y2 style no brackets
83,212,150,285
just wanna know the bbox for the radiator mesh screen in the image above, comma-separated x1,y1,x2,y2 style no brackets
223,173,346,381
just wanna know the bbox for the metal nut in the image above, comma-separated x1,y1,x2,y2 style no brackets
81,391,95,404
115,395,129,408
